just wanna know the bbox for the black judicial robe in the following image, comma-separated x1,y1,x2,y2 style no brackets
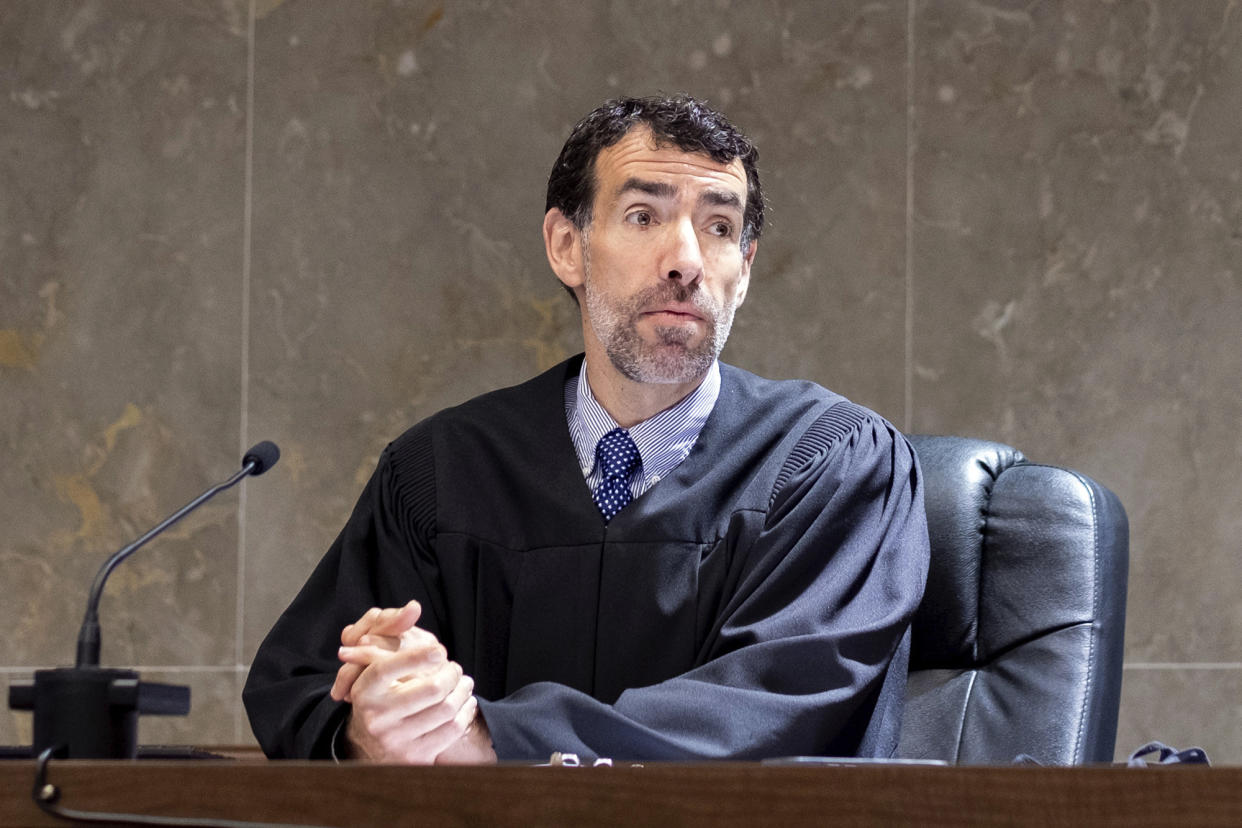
243,356,930,761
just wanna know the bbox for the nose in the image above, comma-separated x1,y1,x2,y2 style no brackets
662,218,704,285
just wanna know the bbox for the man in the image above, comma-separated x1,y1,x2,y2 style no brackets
244,94,929,764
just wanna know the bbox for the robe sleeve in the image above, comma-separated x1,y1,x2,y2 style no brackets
477,406,930,760
242,432,442,759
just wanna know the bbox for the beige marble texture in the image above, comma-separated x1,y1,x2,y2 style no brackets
2,0,1239,762
1,0,247,706
910,0,1242,668
1117,666,1242,764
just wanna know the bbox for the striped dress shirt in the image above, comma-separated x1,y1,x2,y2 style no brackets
565,359,721,500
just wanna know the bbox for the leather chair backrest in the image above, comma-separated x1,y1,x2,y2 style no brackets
898,435,1129,765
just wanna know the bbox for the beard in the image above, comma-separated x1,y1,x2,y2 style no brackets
582,258,739,385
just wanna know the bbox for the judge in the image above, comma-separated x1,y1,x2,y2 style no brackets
243,94,930,764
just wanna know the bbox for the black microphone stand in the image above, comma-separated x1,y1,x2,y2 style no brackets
8,442,279,759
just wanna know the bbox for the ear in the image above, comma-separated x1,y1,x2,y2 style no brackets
733,239,757,307
543,208,585,292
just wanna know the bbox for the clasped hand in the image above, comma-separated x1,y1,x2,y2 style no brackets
330,600,495,764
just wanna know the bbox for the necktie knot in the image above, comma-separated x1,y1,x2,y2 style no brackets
593,428,640,523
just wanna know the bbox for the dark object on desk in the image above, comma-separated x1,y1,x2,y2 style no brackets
7,441,280,760
1127,741,1211,767
898,436,1129,765
8,670,189,760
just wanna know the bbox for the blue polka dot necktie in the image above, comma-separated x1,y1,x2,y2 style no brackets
593,428,640,524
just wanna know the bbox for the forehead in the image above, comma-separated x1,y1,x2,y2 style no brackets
592,126,748,204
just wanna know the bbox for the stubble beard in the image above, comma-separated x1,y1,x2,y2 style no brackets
582,246,739,385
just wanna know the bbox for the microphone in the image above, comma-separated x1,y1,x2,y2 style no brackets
242,440,280,477
9,441,280,758
76,441,280,668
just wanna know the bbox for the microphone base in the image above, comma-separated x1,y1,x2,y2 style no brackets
8,667,190,759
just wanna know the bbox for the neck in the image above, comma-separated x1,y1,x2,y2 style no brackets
582,349,707,428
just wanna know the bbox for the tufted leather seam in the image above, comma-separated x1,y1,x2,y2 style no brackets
973,456,1007,665
1072,469,1100,764
952,669,979,764
970,619,1096,665
959,455,1004,763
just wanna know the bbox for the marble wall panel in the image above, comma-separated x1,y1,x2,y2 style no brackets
1117,667,1242,765
0,0,248,678
242,0,911,655
910,0,1242,673
716,1,910,416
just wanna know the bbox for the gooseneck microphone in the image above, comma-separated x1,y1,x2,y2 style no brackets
75,440,280,669
9,441,280,759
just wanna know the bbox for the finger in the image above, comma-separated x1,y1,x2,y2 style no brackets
415,695,481,764
357,696,476,766
358,632,401,651
352,662,465,732
336,635,447,705
397,624,439,651
341,606,383,647
338,639,446,676
346,672,474,763
388,674,475,741
365,600,423,638
381,681,477,764
341,600,422,646
333,635,397,702
333,627,431,702
388,624,440,656
344,654,456,721
333,602,437,704
330,662,365,702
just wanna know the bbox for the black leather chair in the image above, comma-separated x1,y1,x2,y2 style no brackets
897,435,1129,765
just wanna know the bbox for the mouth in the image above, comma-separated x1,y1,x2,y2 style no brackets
641,305,704,323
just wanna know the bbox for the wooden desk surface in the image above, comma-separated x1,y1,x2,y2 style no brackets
2,758,1239,827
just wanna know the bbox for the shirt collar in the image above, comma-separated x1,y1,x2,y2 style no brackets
565,358,721,482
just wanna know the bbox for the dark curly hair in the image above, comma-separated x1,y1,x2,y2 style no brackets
546,94,764,253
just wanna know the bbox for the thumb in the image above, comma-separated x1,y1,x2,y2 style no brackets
372,599,422,636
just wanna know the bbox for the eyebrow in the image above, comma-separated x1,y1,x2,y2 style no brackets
616,177,676,200
700,188,743,212
615,177,744,213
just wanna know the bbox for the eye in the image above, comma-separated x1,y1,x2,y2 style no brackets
708,221,734,238
625,210,654,226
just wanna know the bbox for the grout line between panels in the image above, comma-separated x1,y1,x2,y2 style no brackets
904,0,916,433
235,0,258,744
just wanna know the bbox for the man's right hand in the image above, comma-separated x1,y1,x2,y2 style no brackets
330,601,481,764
